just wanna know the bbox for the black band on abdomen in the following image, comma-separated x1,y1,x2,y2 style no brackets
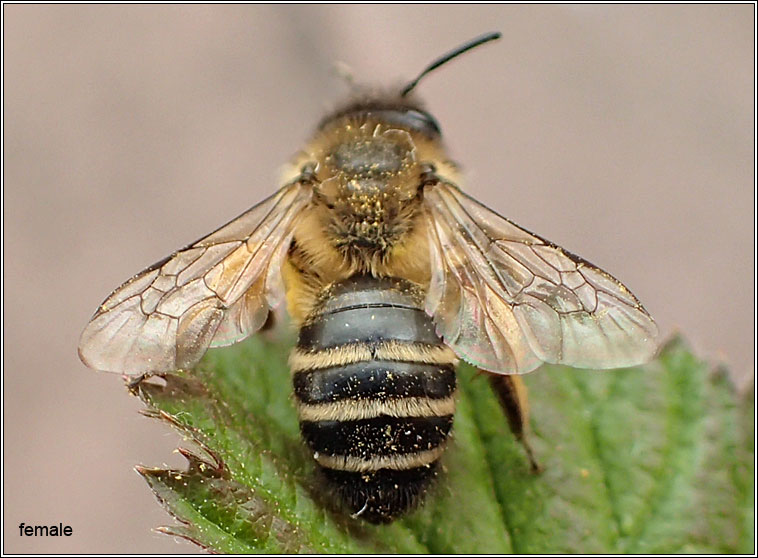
301,415,453,460
298,304,441,350
293,360,456,404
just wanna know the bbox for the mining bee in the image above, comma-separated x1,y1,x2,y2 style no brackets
79,33,658,523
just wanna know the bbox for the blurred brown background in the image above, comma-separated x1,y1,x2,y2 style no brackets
4,4,754,553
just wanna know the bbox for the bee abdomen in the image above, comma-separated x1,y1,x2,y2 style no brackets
291,274,457,523
301,416,453,466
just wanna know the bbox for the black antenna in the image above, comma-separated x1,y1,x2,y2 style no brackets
401,31,502,97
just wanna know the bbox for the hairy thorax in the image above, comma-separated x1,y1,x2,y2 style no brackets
284,117,444,322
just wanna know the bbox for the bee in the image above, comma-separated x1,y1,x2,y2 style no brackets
79,32,658,523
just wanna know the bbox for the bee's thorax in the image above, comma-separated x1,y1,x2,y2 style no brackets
305,121,423,270
283,112,457,322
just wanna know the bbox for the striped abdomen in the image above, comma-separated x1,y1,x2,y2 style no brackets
290,274,457,523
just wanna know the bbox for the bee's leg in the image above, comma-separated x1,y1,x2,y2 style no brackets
487,374,542,473
125,372,157,394
260,310,276,332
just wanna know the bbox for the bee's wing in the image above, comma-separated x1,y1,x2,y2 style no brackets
423,182,658,374
79,181,312,374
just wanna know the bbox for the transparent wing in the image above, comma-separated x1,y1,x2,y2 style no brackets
423,182,658,374
79,181,312,374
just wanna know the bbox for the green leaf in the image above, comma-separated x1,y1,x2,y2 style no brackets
131,333,754,553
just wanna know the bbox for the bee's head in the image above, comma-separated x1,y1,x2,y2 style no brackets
317,97,441,140
316,31,501,143
303,32,501,204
